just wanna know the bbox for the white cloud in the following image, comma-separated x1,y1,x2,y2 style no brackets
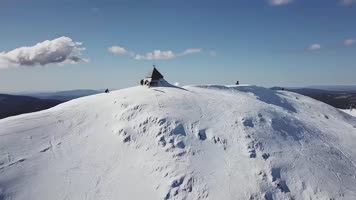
344,39,355,46
108,46,135,57
91,7,99,13
108,46,201,61
134,50,176,60
209,50,217,56
179,48,201,56
307,44,321,51
269,0,354,6
340,0,356,6
268,0,293,6
0,36,86,69
268,0,354,6
108,46,128,55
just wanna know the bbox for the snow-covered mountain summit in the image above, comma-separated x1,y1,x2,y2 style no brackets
1,85,356,200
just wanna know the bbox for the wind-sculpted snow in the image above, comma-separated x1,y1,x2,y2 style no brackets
1,85,356,200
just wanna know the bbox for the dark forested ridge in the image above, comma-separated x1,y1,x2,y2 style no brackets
304,93,356,109
271,87,356,109
0,94,63,119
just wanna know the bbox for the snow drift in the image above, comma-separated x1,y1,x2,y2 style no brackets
1,85,356,200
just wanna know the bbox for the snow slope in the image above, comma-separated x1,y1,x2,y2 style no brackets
1,85,356,200
341,109,356,117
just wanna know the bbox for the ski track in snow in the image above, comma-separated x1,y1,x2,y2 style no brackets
1,85,356,200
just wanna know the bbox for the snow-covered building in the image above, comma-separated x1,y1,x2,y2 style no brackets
141,66,165,87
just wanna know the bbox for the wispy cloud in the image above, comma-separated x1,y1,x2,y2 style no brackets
179,48,201,56
91,7,99,13
134,50,176,60
0,37,86,69
108,46,135,57
344,39,355,46
340,0,356,6
268,0,293,6
209,50,217,57
268,0,355,6
307,44,321,51
108,45,201,60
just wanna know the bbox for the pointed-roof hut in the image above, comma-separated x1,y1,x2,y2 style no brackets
140,65,165,87
146,66,164,81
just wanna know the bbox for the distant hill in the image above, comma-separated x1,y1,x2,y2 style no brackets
0,89,104,119
0,94,63,119
17,89,102,101
270,87,336,95
306,93,356,109
271,87,356,109
307,85,356,92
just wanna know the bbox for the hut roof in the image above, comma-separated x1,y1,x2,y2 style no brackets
146,67,164,80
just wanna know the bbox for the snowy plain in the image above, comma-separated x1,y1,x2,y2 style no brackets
1,84,356,200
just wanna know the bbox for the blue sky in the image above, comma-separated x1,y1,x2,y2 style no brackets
0,0,355,92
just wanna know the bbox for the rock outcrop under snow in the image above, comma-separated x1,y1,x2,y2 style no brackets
1,85,356,200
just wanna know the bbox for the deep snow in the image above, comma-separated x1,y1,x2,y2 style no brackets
1,85,356,200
